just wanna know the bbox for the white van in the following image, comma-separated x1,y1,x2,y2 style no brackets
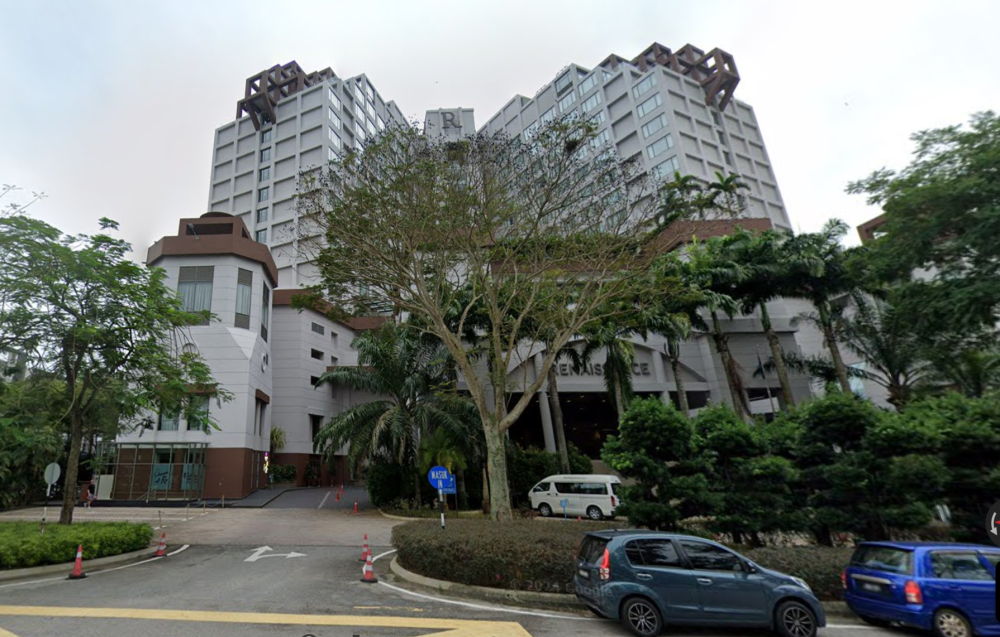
528,474,622,520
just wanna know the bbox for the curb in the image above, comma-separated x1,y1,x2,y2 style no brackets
389,556,587,609
379,510,424,522
0,545,160,583
229,486,312,508
388,557,857,620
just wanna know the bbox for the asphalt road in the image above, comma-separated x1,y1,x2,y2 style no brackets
0,501,896,637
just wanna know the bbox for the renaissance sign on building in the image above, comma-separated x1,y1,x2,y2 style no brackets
553,362,652,377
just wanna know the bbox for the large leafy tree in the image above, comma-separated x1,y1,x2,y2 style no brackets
848,111,1000,337
0,214,227,524
313,322,479,503
0,376,63,509
298,121,670,520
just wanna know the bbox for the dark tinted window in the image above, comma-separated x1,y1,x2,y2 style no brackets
981,552,1000,569
638,539,682,568
578,536,609,564
851,546,913,575
532,482,550,493
624,541,644,566
553,482,577,494
578,483,608,495
930,552,992,581
678,540,742,571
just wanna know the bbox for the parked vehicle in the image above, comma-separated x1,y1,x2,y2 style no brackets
529,474,621,520
574,530,825,637
843,541,1000,637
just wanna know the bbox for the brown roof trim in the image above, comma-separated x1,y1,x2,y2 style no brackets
255,389,271,405
146,215,278,286
271,289,389,332
648,218,774,253
857,214,888,244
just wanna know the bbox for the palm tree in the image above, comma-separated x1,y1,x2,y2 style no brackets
418,426,470,509
577,320,639,422
712,228,823,407
313,323,479,504
931,347,1000,398
784,219,860,394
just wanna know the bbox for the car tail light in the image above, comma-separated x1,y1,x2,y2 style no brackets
611,495,616,508
840,570,847,590
904,580,922,604
599,548,611,581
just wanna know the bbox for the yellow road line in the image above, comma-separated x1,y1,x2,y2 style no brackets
0,605,531,637
0,627,19,637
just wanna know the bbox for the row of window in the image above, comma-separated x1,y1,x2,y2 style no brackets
178,266,270,340
158,395,210,431
311,322,339,348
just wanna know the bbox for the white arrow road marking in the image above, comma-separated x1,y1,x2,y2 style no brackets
244,546,307,563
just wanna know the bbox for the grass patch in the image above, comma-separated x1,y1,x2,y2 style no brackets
0,521,154,570
392,519,851,600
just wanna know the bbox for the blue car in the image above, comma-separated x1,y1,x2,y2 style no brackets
844,541,1000,637
573,530,826,637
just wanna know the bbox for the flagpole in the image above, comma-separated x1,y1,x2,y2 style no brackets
756,345,777,416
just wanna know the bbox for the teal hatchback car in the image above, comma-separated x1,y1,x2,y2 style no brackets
574,530,825,637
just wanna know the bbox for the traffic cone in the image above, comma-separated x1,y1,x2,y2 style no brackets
358,534,370,562
353,500,359,514
360,551,377,583
67,545,87,580
335,492,340,502
577,516,582,522
154,532,167,557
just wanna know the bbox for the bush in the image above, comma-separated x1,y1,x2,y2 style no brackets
392,519,851,600
269,464,297,483
506,442,594,507
0,521,154,570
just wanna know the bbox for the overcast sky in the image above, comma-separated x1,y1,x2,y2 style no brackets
2,0,997,257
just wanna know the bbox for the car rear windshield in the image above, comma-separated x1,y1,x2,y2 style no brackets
578,536,609,564
851,545,914,575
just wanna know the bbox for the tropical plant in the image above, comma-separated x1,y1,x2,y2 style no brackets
418,426,470,509
929,347,1000,398
313,322,479,504
269,426,286,452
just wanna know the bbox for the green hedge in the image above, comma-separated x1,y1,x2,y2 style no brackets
392,519,851,600
0,521,154,570
269,464,297,483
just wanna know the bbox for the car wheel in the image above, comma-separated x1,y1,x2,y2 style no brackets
621,597,661,637
538,503,552,517
934,608,972,637
586,505,603,521
775,600,817,637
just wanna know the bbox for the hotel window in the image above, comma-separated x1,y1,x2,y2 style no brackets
366,101,375,118
578,74,598,97
588,111,606,126
523,120,539,140
646,134,675,159
632,75,656,99
310,348,323,360
642,113,668,139
590,129,610,148
260,284,270,342
311,322,325,335
652,156,681,179
187,395,209,431
354,82,365,102
310,414,323,441
540,107,556,126
365,83,374,101
257,187,269,202
256,208,268,224
356,123,366,141
310,375,321,387
235,268,252,329
367,119,375,135
158,407,179,431
554,71,572,95
255,228,267,243
558,93,575,113
723,150,733,167
328,88,341,110
328,108,341,129
637,94,662,118
329,131,342,150
331,332,338,348
177,266,213,323
328,148,337,161
581,92,602,113
259,167,270,182
261,129,272,143
377,115,385,130
260,147,271,162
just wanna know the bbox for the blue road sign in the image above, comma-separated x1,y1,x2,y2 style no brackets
428,466,454,491
560,498,568,509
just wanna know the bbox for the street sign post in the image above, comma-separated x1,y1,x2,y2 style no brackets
427,466,453,530
560,498,568,521
41,462,61,535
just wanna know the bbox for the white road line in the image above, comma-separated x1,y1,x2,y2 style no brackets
89,556,163,575
0,576,65,590
318,491,332,510
371,549,396,562
167,544,190,556
376,581,597,621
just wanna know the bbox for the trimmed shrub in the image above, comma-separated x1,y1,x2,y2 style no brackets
392,519,851,600
0,521,154,570
269,464,297,483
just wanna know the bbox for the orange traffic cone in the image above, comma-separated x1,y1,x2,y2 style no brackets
68,544,87,580
360,551,377,583
577,516,582,522
335,492,340,502
358,534,370,562
353,500,359,514
154,532,167,557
